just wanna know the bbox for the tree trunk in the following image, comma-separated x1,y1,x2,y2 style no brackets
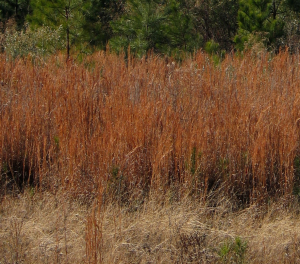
66,6,70,61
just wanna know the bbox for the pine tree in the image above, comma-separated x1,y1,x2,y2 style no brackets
110,0,204,57
110,0,167,57
83,0,125,49
163,0,202,55
235,0,285,51
28,0,89,59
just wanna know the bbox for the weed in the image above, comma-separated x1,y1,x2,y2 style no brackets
107,165,126,203
28,186,35,198
54,136,60,149
218,236,248,264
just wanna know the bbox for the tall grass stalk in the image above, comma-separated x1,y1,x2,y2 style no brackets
0,50,299,203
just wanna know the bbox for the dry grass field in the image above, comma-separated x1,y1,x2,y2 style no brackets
2,50,300,262
2,190,300,263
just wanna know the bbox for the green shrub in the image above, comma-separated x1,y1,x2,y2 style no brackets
0,23,65,58
205,40,225,64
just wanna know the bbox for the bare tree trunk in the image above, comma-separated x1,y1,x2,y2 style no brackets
66,6,70,61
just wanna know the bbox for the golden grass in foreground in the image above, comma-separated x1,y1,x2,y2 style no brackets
1,51,300,202
1,190,300,263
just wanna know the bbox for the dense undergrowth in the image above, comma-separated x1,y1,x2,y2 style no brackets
1,50,300,206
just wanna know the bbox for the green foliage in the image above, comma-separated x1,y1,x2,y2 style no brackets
191,0,239,51
162,0,202,55
235,0,285,51
219,240,231,262
107,164,126,202
83,0,125,49
205,39,226,64
54,136,60,150
28,186,35,197
0,23,65,58
218,237,248,263
1,0,298,58
110,0,167,57
28,0,90,58
218,157,229,180
110,0,203,57
205,40,220,55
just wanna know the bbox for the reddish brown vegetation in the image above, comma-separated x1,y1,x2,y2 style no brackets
1,51,300,203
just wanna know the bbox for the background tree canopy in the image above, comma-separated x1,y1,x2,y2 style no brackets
0,0,300,57
0,0,30,29
234,0,285,51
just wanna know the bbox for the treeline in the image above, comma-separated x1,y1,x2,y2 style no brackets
1,0,300,58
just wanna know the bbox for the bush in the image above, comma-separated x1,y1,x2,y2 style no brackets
0,22,65,58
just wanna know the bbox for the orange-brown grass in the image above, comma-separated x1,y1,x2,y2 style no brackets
1,51,300,204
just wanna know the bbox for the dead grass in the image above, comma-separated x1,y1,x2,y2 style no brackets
1,190,300,263
1,50,300,202
0,191,87,263
2,50,300,262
